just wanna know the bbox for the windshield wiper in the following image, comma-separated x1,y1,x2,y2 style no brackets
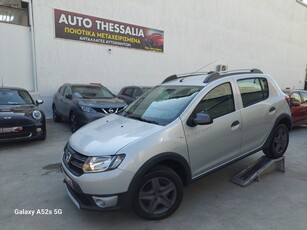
126,115,159,125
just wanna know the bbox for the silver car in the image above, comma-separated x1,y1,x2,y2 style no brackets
61,69,291,220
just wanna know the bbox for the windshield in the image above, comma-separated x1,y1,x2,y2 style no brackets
72,85,114,99
121,85,203,125
0,89,34,105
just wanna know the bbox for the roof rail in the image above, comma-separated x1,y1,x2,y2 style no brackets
162,69,263,84
162,74,178,83
203,69,263,83
161,72,209,84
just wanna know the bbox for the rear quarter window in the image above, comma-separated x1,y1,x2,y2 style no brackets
237,78,269,107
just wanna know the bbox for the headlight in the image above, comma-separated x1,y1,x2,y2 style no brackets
32,110,42,120
82,154,125,173
80,106,97,113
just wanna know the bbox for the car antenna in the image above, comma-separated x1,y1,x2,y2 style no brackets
190,58,221,75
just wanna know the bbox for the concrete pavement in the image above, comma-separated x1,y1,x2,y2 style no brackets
0,121,306,230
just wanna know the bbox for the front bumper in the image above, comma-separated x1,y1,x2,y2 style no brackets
63,179,128,211
76,112,106,127
61,159,134,210
0,120,46,143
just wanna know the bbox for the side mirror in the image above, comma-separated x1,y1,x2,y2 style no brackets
35,99,43,105
291,101,301,107
187,112,213,127
65,94,72,100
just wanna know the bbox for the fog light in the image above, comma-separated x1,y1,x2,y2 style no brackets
92,196,118,208
36,128,42,133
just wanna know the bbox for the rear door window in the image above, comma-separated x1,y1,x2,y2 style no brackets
300,92,307,104
133,88,143,98
237,78,269,107
290,93,302,103
59,86,65,96
123,88,133,97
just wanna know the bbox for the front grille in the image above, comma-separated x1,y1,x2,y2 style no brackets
0,131,32,140
63,146,88,176
0,120,32,128
93,107,124,115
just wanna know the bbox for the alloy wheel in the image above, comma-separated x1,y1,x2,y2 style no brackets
138,177,177,215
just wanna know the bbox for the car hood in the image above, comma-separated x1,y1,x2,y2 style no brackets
69,114,162,156
77,98,126,108
0,104,37,116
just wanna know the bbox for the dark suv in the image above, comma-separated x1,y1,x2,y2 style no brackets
52,84,126,132
117,86,151,104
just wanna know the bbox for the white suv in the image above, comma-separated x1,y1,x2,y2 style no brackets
61,69,291,220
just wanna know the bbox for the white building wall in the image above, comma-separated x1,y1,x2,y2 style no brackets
30,0,307,116
0,23,34,90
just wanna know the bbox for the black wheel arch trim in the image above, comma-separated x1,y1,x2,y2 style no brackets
126,152,191,208
130,152,191,186
262,113,291,150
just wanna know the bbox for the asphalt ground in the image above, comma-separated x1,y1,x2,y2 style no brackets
0,120,306,230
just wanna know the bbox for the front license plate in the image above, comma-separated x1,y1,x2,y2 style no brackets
0,127,23,133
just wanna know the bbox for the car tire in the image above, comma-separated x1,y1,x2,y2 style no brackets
69,111,78,133
263,123,289,159
52,104,62,122
132,165,183,220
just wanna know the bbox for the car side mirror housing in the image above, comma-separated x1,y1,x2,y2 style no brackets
187,112,213,127
35,99,43,105
291,101,301,107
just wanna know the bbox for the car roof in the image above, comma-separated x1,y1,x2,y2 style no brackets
161,69,264,86
282,89,307,94
0,87,28,91
121,86,151,89
64,83,105,87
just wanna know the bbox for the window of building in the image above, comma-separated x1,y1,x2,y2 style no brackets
0,0,29,26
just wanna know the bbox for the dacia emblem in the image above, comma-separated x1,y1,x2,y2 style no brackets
65,151,72,163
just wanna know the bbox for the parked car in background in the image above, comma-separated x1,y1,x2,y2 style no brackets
283,89,307,127
52,83,126,132
146,33,164,47
61,69,291,220
0,87,46,142
117,86,151,104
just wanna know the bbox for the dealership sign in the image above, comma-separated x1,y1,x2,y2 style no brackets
54,9,164,52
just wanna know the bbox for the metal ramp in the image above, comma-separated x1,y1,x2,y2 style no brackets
232,156,285,187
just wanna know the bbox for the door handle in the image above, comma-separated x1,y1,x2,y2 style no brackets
269,107,276,112
231,120,240,127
